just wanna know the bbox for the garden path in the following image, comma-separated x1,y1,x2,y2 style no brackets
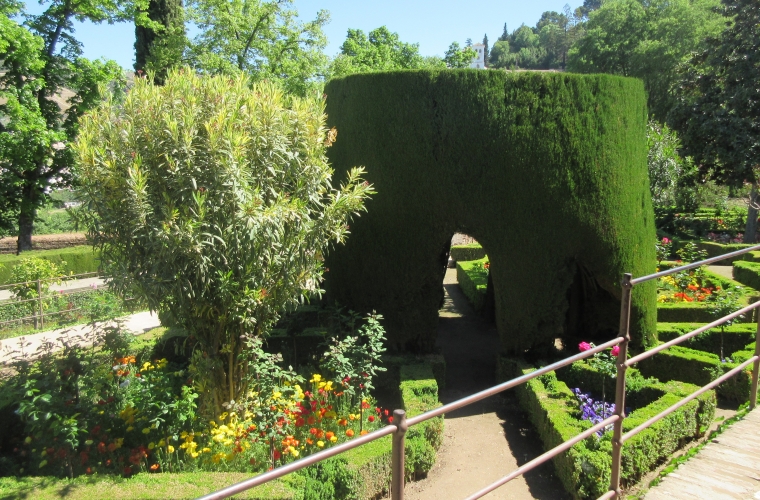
403,267,569,500
643,406,760,499
0,276,105,302
707,265,734,280
0,310,159,364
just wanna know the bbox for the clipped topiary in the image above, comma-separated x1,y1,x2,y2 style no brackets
323,70,656,353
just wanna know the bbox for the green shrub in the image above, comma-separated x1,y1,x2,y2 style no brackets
733,260,760,290
0,246,100,284
323,70,656,354
449,243,485,262
696,241,755,263
498,357,715,499
455,258,488,311
657,322,756,357
636,345,753,402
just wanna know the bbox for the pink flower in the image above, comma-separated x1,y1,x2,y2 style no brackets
661,237,670,244
578,342,592,352
611,346,620,357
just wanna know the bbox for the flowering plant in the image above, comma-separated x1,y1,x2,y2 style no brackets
578,341,619,402
571,388,615,437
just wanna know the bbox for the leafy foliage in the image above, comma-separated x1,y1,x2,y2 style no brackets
669,0,760,187
568,0,723,120
442,42,476,69
74,69,374,414
647,120,695,208
0,0,126,249
134,0,186,84
186,0,328,96
330,26,446,77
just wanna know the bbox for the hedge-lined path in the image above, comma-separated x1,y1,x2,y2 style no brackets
0,276,104,302
0,310,159,364
644,407,760,499
404,267,569,500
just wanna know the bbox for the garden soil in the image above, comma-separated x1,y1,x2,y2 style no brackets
403,267,570,500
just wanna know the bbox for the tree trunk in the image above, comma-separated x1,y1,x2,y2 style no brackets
17,203,35,253
744,185,758,243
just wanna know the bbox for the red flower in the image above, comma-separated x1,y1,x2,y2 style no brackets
295,417,305,427
86,467,93,475
388,416,394,423
611,346,620,357
578,342,592,352
98,442,106,454
368,416,375,422
273,450,281,461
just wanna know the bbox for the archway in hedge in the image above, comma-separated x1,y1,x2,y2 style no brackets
323,70,657,355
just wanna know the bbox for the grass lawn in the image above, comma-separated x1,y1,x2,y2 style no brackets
0,472,302,500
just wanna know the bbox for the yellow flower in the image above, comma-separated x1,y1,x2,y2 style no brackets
190,452,199,458
167,445,175,453
158,439,166,447
202,447,211,453
310,374,322,383
113,438,124,449
148,443,155,450
330,436,338,443
323,381,333,391
317,441,324,448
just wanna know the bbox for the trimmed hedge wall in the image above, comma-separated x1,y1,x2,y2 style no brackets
498,357,715,499
0,246,100,284
455,258,488,311
657,322,756,357
733,260,760,291
324,70,656,353
636,345,754,403
695,242,756,263
449,243,486,262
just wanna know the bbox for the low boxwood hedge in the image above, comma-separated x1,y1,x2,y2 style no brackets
733,260,760,291
0,246,100,284
497,357,715,500
695,241,756,264
657,322,756,357
455,258,488,312
448,243,486,262
635,345,754,403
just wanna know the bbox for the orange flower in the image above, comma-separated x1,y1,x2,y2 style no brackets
346,429,355,437
149,463,159,471
360,430,368,436
325,431,335,440
337,418,348,427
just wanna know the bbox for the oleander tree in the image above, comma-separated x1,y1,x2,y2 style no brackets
74,70,374,416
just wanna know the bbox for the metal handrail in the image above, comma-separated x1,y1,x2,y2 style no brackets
200,246,760,500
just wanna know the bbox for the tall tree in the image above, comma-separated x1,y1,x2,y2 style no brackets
0,0,126,251
134,0,186,84
567,0,722,120
187,0,329,96
482,33,489,68
444,41,477,68
669,0,760,241
498,23,508,42
329,26,445,77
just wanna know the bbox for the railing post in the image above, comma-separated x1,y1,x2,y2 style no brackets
751,320,760,410
609,273,633,498
36,279,43,330
391,409,408,500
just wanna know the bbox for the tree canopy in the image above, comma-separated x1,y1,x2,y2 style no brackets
567,0,723,120
0,0,126,248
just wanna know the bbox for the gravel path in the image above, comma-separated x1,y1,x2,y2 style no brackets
404,267,569,500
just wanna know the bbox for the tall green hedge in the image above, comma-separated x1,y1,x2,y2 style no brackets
324,70,656,353
0,246,100,284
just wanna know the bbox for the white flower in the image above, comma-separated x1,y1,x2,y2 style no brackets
51,142,66,151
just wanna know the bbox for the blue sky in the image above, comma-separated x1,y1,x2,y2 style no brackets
22,0,576,70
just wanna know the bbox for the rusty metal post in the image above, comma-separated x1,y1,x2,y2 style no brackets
36,279,43,329
391,409,408,500
609,273,633,498
751,320,760,410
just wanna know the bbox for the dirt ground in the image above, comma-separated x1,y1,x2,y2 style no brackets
0,232,87,253
404,267,569,500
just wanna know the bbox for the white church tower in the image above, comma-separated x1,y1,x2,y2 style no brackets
470,43,486,69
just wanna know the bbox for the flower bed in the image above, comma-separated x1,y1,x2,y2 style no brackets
497,357,716,500
0,320,444,499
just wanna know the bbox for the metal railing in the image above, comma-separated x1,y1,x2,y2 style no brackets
0,272,102,330
198,244,760,500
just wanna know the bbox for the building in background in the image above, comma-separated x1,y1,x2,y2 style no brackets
470,43,486,69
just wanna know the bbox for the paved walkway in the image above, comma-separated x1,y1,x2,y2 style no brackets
0,310,160,364
707,265,734,280
644,407,760,499
0,276,105,301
